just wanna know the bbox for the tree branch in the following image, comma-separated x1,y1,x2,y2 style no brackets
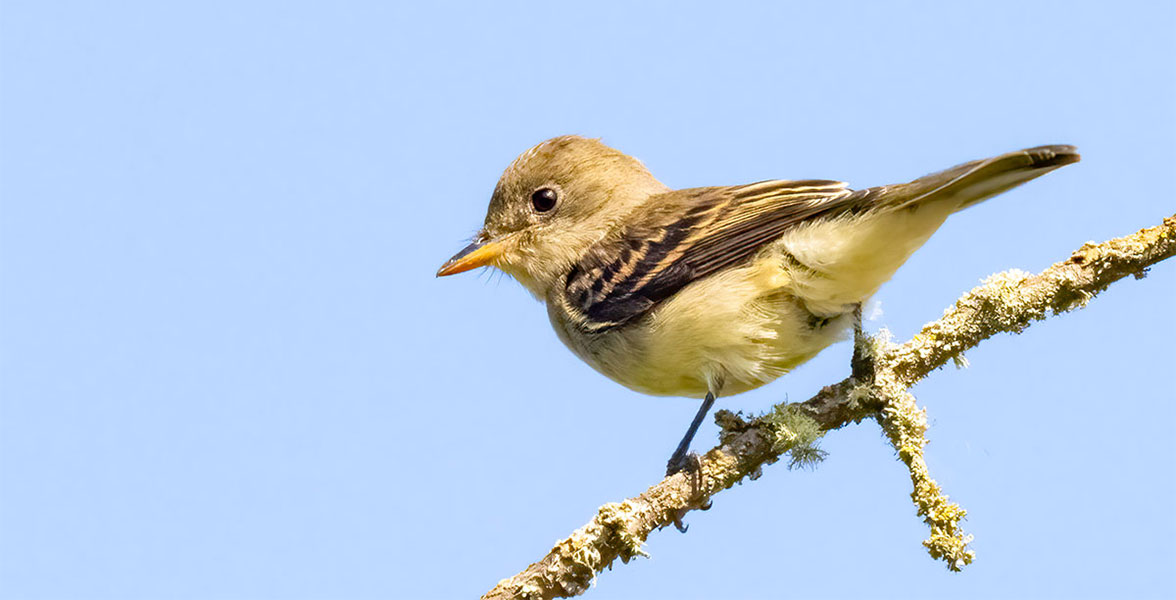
483,214,1176,600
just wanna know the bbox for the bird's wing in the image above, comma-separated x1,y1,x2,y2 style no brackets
563,179,859,332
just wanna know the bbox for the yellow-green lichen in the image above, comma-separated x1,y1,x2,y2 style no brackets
876,378,974,571
595,502,650,564
761,405,827,469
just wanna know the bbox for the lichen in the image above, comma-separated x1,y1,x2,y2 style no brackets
760,405,828,469
596,502,650,564
875,372,975,570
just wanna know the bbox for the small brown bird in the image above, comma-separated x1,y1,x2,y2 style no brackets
437,136,1079,474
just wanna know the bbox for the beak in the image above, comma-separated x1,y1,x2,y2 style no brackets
436,234,509,277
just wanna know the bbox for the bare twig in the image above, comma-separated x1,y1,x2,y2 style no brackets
483,215,1176,600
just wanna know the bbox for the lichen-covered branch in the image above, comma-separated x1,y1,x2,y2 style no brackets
483,215,1176,600
887,216,1176,385
873,363,974,570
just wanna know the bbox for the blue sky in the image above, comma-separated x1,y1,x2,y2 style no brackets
1,1,1173,599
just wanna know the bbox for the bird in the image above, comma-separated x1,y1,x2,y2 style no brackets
436,136,1079,475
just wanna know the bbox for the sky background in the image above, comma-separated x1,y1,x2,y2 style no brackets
2,1,1174,599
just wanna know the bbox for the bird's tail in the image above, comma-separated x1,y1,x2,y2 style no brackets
867,144,1081,212
777,145,1079,317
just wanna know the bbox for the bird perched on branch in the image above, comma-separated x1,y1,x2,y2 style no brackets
437,136,1079,475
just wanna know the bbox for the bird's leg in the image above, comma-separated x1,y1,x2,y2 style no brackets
850,303,872,379
665,391,716,477
667,392,716,532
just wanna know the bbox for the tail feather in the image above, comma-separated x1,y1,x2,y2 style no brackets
779,145,1079,316
865,144,1081,211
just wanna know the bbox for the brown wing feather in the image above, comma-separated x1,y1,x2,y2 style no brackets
564,179,858,332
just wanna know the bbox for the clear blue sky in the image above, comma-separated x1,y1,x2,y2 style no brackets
2,2,1173,599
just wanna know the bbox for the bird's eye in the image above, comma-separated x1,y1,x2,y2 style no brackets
531,188,558,213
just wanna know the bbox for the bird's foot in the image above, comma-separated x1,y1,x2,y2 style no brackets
665,449,702,478
665,451,712,533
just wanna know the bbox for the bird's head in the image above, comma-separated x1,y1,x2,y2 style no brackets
436,135,666,297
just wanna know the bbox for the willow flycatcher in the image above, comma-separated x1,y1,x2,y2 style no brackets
437,136,1078,475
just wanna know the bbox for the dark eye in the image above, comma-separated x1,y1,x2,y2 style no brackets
531,187,558,213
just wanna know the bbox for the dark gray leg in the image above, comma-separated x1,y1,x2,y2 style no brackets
665,392,716,476
850,303,870,378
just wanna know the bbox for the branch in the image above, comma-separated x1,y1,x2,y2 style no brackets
483,214,1176,600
